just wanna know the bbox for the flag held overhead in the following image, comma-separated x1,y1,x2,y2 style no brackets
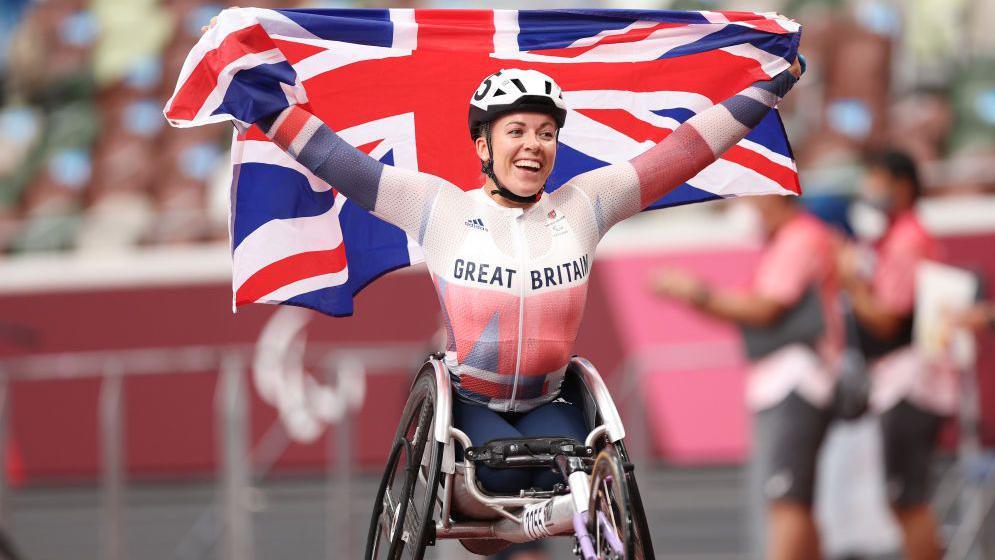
165,8,801,317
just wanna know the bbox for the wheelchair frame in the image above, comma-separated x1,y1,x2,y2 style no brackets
418,354,647,549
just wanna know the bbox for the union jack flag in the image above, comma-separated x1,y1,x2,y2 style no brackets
164,8,801,317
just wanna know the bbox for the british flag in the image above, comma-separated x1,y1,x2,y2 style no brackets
164,8,801,317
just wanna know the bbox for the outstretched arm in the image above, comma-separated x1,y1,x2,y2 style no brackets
566,62,801,237
256,105,442,242
631,67,799,205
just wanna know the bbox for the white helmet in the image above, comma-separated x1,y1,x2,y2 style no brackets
468,68,567,140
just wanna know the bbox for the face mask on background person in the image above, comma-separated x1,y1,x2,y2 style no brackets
859,190,894,214
848,199,888,242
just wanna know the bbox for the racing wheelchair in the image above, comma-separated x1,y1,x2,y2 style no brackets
365,354,655,559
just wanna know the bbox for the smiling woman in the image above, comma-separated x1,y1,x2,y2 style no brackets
195,6,803,520
248,62,801,502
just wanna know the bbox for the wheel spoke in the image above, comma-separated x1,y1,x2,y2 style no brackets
402,495,420,542
603,477,622,540
595,493,602,552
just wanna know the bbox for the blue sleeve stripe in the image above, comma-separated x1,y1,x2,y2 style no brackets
296,125,385,212
721,94,772,129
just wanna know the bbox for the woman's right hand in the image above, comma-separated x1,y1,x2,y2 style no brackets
201,7,238,34
201,15,219,34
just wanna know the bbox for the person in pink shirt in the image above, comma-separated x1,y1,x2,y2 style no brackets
840,150,947,560
652,194,841,560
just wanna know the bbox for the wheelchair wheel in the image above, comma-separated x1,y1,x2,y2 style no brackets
365,371,444,560
588,445,651,560
615,441,655,560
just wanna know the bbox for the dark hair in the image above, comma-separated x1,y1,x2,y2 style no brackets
865,150,922,200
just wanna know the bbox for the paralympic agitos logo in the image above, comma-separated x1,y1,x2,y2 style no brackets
452,254,590,290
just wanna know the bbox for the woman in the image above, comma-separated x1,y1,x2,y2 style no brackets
207,9,803,495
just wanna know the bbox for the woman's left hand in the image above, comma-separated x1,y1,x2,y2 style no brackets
788,56,803,79
836,244,863,288
649,268,705,304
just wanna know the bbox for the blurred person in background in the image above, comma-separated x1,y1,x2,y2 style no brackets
650,194,841,560
839,150,946,560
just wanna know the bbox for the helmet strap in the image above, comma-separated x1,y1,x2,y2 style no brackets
481,124,542,205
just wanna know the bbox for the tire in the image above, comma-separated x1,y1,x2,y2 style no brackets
588,445,652,560
365,371,445,560
615,441,655,560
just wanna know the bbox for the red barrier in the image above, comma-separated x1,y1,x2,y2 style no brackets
1,231,992,481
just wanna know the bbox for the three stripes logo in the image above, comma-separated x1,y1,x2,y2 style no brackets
464,217,487,231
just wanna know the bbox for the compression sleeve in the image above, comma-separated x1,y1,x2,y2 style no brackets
256,105,442,242
564,69,798,237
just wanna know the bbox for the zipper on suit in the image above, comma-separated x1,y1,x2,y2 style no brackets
507,213,528,411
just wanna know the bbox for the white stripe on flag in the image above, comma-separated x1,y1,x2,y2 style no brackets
254,270,350,304
390,8,418,50
336,112,420,170
699,11,732,24
760,12,801,33
492,10,520,56
687,157,794,197
233,197,346,289
720,43,791,79
559,110,652,163
565,89,713,121
255,8,320,40
739,138,797,171
293,40,414,81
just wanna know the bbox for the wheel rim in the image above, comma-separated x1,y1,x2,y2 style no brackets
370,434,416,559
395,404,432,558
366,373,442,560
589,448,635,560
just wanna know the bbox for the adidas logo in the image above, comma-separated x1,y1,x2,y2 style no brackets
465,217,487,231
